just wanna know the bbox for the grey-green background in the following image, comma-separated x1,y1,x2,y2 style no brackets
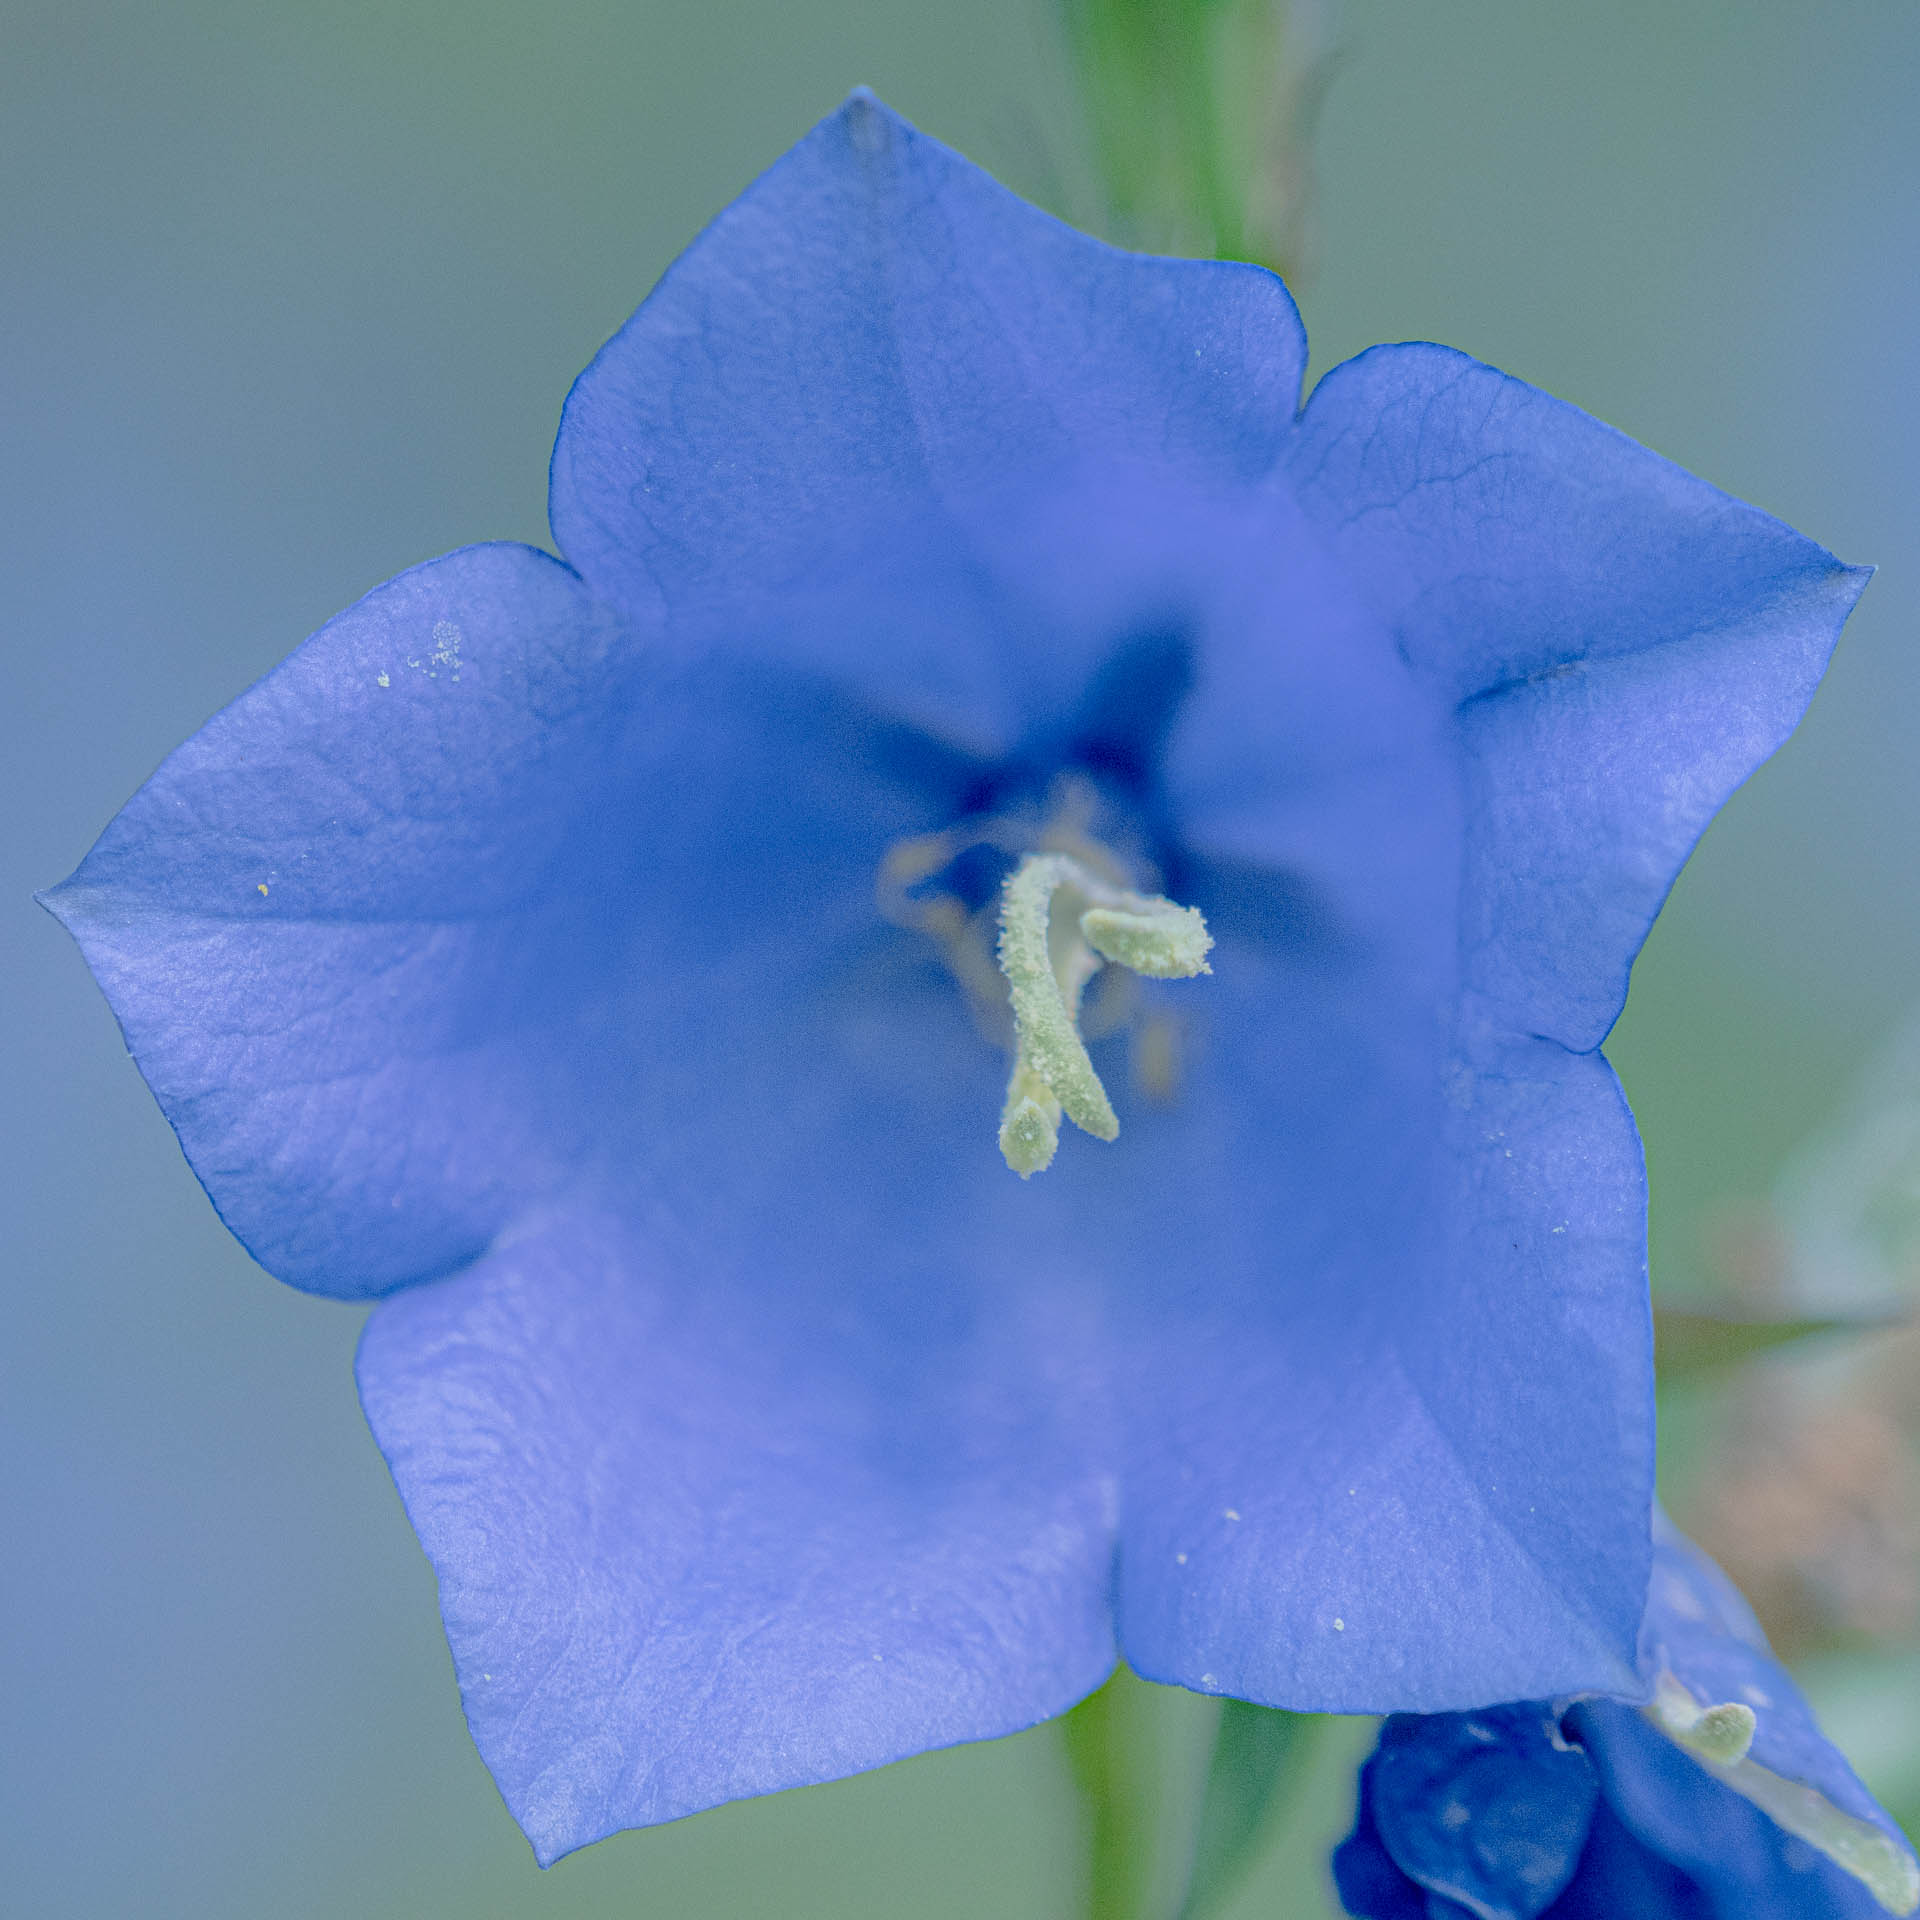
6,2,1917,1914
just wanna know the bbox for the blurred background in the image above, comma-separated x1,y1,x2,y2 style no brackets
6,1,1919,1913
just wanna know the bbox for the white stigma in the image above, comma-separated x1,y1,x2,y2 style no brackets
995,852,1212,1177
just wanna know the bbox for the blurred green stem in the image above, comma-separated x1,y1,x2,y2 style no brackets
1063,1667,1162,1920
1060,0,1323,275
1178,1700,1320,1918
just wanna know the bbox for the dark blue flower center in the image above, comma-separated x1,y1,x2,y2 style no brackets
939,629,1197,911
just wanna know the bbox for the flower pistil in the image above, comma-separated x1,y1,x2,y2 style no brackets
995,851,1211,1177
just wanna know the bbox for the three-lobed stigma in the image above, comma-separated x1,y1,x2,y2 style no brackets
995,852,1212,1177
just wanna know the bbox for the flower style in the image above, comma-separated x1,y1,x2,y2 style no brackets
1333,1519,1920,1918
44,94,1866,1861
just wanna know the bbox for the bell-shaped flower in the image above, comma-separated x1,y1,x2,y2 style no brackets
1333,1518,1920,1917
43,95,1867,1861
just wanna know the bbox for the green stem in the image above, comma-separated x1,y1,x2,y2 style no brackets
1062,1668,1162,1920
1177,1702,1320,1919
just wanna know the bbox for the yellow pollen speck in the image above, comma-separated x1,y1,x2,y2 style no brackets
1334,1618,1346,1631
376,671,390,688
256,884,268,896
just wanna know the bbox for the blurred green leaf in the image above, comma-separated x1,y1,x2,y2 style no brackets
1653,1305,1905,1380
1176,1700,1320,1919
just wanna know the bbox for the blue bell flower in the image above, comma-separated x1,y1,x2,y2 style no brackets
44,94,1867,1860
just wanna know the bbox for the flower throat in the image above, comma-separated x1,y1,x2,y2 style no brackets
877,781,1213,1178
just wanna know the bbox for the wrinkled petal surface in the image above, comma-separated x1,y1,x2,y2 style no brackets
550,90,1306,748
356,1211,1119,1861
44,545,624,1295
1288,342,1867,1053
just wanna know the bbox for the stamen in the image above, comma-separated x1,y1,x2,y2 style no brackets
996,852,1212,1177
874,820,1026,1044
1647,1674,1920,1914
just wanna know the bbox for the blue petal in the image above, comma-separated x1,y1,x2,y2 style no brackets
1333,1526,1918,1918
1288,343,1868,1051
1367,1707,1598,1920
1635,1519,1914,1857
1334,1754,1431,1920
1538,1797,1706,1920
1570,1701,1895,1917
1334,1724,1708,1920
1113,1011,1652,1709
41,545,629,1296
354,1207,1118,1863
549,92,1307,750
